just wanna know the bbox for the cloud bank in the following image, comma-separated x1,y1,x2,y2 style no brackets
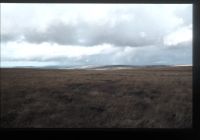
1,4,192,67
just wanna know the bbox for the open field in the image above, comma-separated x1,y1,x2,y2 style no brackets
0,66,192,128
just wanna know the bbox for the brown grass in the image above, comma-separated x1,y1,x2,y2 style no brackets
0,66,192,128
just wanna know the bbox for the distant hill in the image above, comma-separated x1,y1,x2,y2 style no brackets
86,65,171,70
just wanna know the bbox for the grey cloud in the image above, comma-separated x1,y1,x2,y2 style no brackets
2,41,192,66
2,5,192,48
1,33,19,42
13,19,164,47
24,22,78,45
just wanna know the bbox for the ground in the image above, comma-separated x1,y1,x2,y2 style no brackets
0,66,192,128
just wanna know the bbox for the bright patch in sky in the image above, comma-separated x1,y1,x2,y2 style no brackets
0,4,192,67
164,24,192,46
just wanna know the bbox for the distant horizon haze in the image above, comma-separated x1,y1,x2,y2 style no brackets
0,64,193,69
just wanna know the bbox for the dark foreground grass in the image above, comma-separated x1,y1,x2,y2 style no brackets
0,67,192,128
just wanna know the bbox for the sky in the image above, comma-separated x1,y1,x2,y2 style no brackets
1,4,192,67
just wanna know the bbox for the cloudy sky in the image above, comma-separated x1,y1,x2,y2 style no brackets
1,4,192,67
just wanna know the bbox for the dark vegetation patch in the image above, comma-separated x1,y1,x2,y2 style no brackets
0,67,192,128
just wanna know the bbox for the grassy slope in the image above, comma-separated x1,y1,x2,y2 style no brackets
0,67,192,128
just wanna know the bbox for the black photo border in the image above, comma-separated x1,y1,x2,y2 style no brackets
0,0,199,138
